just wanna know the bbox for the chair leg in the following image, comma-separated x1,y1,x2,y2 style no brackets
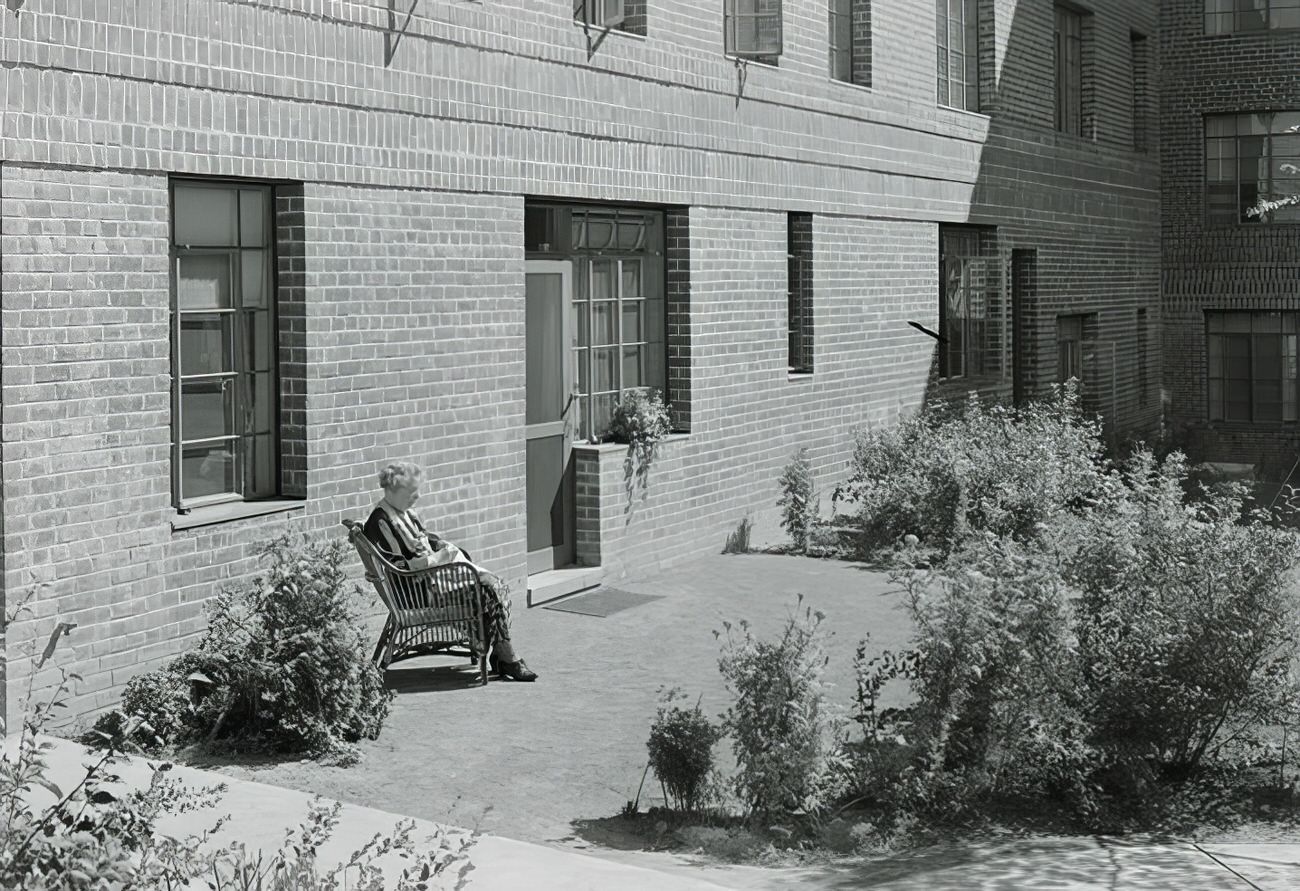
373,618,394,668
478,650,489,686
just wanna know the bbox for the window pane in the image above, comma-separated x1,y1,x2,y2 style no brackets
177,254,233,310
622,261,642,299
246,311,274,373
182,379,234,442
591,260,615,300
245,433,277,498
592,301,617,346
645,346,666,394
592,347,617,392
247,371,275,435
622,346,642,388
174,185,238,247
1209,379,1225,419
241,250,268,308
180,313,234,377
182,444,236,500
622,301,644,343
239,189,267,247
644,298,665,343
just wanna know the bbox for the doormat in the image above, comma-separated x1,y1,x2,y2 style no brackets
543,587,663,618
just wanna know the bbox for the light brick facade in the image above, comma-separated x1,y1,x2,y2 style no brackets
1160,0,1300,478
1,0,1160,725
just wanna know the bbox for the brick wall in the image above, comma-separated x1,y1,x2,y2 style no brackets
1,0,1161,725
1160,0,1300,473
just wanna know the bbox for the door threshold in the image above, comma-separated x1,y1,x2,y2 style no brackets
526,566,603,608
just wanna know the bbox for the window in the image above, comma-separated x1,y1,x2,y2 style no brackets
1206,112,1300,225
829,0,871,86
525,204,667,440
1205,0,1300,33
787,212,813,374
725,0,784,61
1207,312,1299,422
1131,31,1150,152
937,0,979,111
938,226,999,380
575,0,647,34
170,181,279,509
1055,5,1083,135
1057,315,1086,383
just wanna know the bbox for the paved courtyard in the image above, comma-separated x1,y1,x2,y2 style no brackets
208,551,909,844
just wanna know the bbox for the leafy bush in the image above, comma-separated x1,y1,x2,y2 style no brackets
777,447,818,554
3,637,470,890
90,532,393,762
833,386,1104,558
845,447,1300,826
647,689,723,813
1065,451,1300,783
717,599,844,819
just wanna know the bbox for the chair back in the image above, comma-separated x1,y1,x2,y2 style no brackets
342,519,484,626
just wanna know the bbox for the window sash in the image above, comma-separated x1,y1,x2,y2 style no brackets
171,182,278,509
1206,312,1300,422
936,0,979,111
1055,6,1083,135
1205,112,1300,224
576,0,626,28
828,0,854,81
1205,0,1300,34
725,0,784,58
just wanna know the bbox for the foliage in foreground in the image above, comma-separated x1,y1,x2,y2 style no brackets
716,601,846,819
90,532,393,763
2,627,471,890
845,448,1300,830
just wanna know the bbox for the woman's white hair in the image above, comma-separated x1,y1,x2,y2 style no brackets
378,461,422,491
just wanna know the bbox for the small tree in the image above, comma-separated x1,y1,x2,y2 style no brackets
646,689,723,813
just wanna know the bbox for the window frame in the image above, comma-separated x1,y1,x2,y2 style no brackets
828,0,854,82
936,0,980,112
575,0,626,29
724,0,784,61
787,212,814,375
1054,4,1084,136
1205,0,1300,35
1206,311,1300,424
1056,314,1086,384
937,226,998,382
169,178,282,512
1205,111,1300,226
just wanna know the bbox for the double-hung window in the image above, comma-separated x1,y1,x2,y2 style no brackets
1057,315,1086,384
938,226,998,380
936,0,979,111
170,181,279,509
1207,312,1299,423
1206,112,1300,224
1205,0,1300,33
576,0,626,29
829,0,853,81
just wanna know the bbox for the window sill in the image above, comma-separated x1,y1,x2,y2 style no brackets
172,498,305,531
574,432,690,454
936,102,991,121
788,370,815,382
828,76,872,93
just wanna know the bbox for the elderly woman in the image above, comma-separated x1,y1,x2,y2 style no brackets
364,462,538,682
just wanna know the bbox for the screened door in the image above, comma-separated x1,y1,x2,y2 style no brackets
525,261,576,573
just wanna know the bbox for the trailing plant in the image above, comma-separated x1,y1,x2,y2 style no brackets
833,385,1104,559
716,598,845,820
605,388,672,505
777,447,818,554
646,688,723,813
88,531,393,762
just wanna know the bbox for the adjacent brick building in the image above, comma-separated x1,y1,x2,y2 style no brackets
0,0,1161,724
1161,0,1300,479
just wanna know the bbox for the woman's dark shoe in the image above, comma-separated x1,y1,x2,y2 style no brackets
490,654,538,682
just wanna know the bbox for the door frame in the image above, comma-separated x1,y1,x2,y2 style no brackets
524,260,576,574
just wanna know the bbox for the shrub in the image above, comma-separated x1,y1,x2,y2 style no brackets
1065,451,1300,782
90,531,393,761
647,689,723,813
3,647,471,889
777,447,818,554
833,386,1104,558
717,599,844,819
723,516,753,555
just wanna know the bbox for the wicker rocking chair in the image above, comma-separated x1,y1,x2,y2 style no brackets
343,519,489,686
